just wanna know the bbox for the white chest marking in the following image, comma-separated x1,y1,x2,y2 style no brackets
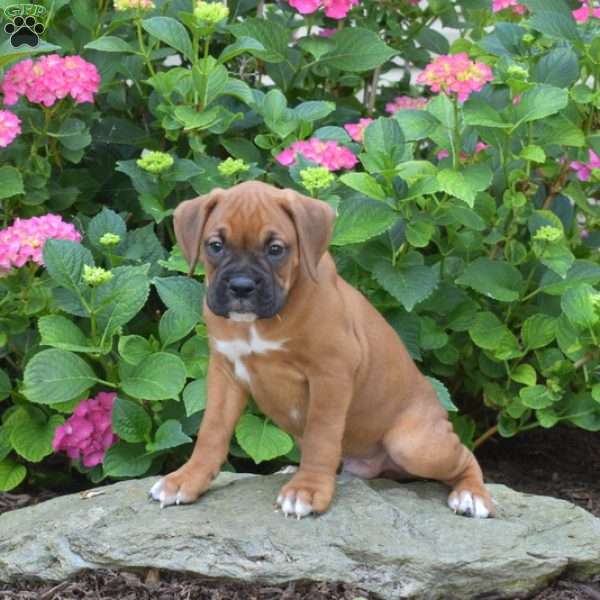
213,326,286,383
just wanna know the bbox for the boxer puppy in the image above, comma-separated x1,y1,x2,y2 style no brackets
149,181,494,519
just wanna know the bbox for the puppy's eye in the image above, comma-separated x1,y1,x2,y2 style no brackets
207,240,224,255
267,242,285,258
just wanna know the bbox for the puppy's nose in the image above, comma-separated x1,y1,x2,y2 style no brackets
228,276,257,298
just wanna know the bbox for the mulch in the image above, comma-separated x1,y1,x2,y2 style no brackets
1,426,599,600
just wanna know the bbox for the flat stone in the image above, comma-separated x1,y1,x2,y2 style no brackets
1,473,599,599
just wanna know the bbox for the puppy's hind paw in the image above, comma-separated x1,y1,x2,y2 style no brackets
276,492,313,519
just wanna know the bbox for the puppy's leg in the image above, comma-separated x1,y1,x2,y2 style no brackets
382,393,494,518
277,376,352,519
149,357,247,507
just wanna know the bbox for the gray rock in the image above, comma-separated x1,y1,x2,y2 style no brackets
1,473,599,599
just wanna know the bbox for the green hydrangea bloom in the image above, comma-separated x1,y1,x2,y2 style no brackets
194,1,229,24
218,157,250,177
83,265,113,286
137,151,174,174
99,233,121,247
533,225,562,243
507,64,529,79
300,167,335,195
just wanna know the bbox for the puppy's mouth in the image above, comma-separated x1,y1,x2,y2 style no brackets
229,312,257,322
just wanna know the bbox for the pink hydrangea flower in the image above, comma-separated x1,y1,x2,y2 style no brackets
570,150,600,182
0,214,81,272
416,53,494,103
318,27,337,37
1,54,100,107
0,110,21,147
572,1,600,22
492,0,527,15
344,118,373,143
385,95,429,114
52,392,119,468
276,138,358,171
287,0,358,19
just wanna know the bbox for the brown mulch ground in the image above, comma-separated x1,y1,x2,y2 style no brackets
0,426,599,600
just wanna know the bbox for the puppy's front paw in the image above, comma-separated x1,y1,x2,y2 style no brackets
276,471,335,519
148,466,210,508
448,489,494,519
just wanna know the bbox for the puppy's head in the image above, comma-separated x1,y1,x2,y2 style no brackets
174,181,335,321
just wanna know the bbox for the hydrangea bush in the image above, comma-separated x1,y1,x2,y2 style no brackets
0,0,599,492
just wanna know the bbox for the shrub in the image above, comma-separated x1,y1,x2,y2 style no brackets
0,0,599,491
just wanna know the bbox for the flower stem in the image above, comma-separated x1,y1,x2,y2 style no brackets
136,17,156,76
452,96,461,169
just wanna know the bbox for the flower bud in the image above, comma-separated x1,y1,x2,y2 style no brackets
533,225,562,243
217,157,250,177
300,166,335,194
507,64,529,80
522,33,535,45
194,1,229,24
83,265,113,286
99,233,121,247
137,151,174,174
114,0,155,11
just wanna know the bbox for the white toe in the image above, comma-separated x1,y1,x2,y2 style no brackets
277,492,313,519
459,490,474,516
473,496,490,519
448,490,491,518
294,497,312,518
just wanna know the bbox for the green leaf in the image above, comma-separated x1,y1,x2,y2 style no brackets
511,364,537,386
112,396,152,443
235,414,294,464
118,335,154,366
23,349,97,405
0,459,26,492
339,173,386,201
394,110,439,141
183,379,207,417
0,368,12,401
38,315,100,353
0,166,24,199
43,239,93,293
539,260,600,296
438,167,491,208
320,28,397,72
513,85,569,127
532,47,578,88
84,36,135,53
521,314,557,349
592,384,600,404
519,145,546,163
173,106,221,131
372,261,440,312
103,442,152,477
218,37,266,63
469,312,520,358
153,276,204,318
141,17,193,61
146,419,192,453
560,284,599,328
293,101,335,122
0,426,11,462
228,18,289,63
463,98,510,128
456,258,523,302
331,195,396,246
95,266,150,343
406,219,435,248
525,2,581,43
87,208,126,250
519,385,556,409
363,117,404,158
159,309,197,347
427,376,458,412
9,407,63,463
121,352,187,401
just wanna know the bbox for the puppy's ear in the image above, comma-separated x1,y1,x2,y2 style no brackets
282,190,336,283
174,189,222,275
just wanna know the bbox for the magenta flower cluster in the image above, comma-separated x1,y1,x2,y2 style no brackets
287,0,358,19
52,392,119,468
344,118,373,143
492,0,527,15
385,95,429,114
1,54,100,107
276,138,358,171
416,53,494,103
0,214,81,272
572,1,600,22
571,150,600,182
0,109,21,147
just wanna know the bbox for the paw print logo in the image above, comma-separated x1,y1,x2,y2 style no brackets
3,4,48,48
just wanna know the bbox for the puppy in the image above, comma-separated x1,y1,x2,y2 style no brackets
149,181,494,519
